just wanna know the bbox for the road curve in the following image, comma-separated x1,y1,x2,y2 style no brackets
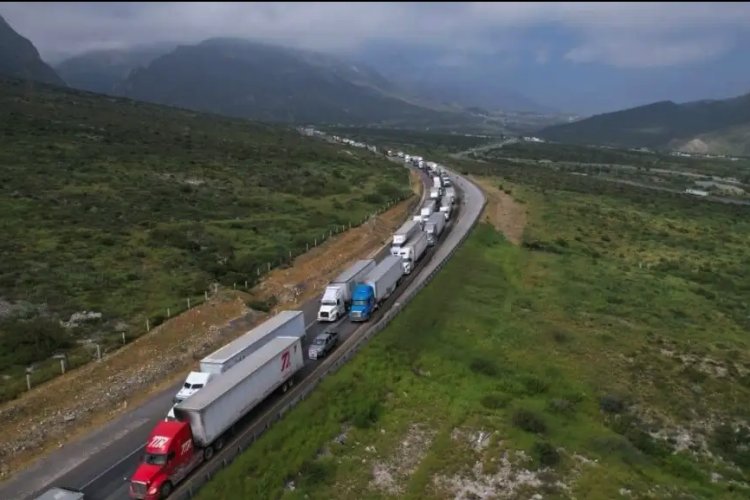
4,164,485,500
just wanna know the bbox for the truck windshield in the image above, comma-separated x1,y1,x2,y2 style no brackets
143,453,168,465
321,299,337,306
352,299,369,307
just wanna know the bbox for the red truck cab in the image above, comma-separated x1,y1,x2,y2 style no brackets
129,420,202,499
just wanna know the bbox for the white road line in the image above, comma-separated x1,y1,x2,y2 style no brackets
78,444,143,491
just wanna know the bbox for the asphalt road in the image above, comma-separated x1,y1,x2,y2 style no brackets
6,164,485,500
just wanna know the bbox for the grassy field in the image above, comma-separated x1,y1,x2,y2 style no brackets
0,77,410,393
481,141,750,183
197,166,750,498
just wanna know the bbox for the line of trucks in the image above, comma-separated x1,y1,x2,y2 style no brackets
127,146,459,499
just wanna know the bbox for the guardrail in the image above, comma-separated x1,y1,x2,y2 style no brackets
175,171,486,500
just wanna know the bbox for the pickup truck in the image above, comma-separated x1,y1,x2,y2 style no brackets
308,329,339,359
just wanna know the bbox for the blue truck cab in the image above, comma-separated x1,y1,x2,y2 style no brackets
349,284,374,322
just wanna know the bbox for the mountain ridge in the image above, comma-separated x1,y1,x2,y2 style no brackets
0,14,65,86
537,92,750,155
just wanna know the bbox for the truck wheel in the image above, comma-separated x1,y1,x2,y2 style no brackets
281,381,288,393
204,446,214,461
215,437,225,451
160,481,173,499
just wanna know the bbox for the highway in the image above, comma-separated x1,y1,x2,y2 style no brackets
5,163,485,500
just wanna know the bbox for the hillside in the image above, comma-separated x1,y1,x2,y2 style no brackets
115,38,482,129
538,93,750,154
55,43,176,95
0,14,64,86
0,76,410,396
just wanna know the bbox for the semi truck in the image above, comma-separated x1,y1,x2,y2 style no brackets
349,255,404,322
199,310,304,375
424,212,446,246
433,176,442,189
398,231,428,274
393,219,420,246
444,186,456,205
420,199,437,221
130,336,305,500
439,200,452,221
317,259,376,322
429,187,441,200
170,310,306,414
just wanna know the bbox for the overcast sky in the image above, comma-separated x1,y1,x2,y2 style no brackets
2,2,750,113
2,2,748,65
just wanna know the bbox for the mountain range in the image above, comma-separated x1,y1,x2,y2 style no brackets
0,14,64,86
538,93,750,155
54,42,177,95
112,38,494,129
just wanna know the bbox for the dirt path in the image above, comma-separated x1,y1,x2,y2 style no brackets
472,176,527,245
0,171,422,482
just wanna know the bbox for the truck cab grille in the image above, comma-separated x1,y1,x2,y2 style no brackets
131,481,148,498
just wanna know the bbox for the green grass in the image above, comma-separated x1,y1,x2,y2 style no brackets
481,141,750,182
197,171,750,499
0,77,411,391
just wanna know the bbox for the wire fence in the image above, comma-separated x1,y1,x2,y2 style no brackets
0,191,414,403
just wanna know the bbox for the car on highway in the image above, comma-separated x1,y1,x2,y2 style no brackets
308,329,339,359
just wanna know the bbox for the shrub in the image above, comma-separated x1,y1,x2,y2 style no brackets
599,394,626,414
480,393,509,410
512,409,547,434
534,441,561,467
547,398,576,415
470,357,499,377
246,295,278,313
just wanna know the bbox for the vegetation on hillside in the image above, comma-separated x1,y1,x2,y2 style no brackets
537,93,750,155
197,159,749,499
0,77,409,385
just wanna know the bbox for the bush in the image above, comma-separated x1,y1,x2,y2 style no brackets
480,393,509,410
246,295,278,313
599,394,626,414
521,376,549,395
712,424,750,468
470,357,499,377
534,441,561,467
512,409,547,434
0,318,72,368
547,398,576,415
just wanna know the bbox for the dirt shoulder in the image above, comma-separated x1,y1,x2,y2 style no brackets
471,176,527,245
0,170,421,482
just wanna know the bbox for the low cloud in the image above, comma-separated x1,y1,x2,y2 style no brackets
1,2,748,67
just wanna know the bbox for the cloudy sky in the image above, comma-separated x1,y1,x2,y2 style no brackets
2,2,750,113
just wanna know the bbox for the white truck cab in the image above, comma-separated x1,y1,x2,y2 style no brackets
317,285,345,322
174,371,214,404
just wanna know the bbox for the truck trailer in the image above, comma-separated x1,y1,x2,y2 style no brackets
393,219,421,246
130,336,305,500
398,231,428,274
424,212,446,246
349,255,404,322
444,186,456,204
420,199,437,222
199,310,305,375
317,259,376,322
